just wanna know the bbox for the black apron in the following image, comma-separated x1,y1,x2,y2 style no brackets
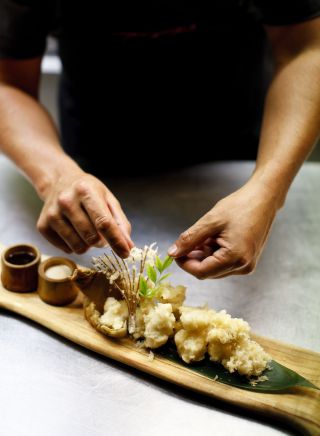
57,1,271,175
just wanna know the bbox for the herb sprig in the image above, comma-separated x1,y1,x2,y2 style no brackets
139,255,173,299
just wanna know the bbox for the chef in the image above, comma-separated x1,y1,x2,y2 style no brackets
0,1,319,278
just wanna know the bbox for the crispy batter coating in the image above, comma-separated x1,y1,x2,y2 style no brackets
175,306,271,377
143,303,176,349
83,297,127,338
157,284,186,317
84,287,271,376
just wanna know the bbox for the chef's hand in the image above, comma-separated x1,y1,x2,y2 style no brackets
37,169,133,257
168,181,278,279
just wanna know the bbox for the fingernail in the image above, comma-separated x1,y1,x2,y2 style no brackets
168,244,178,256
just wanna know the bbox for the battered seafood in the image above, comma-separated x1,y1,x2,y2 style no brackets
84,245,271,378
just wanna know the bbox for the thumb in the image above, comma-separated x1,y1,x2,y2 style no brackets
168,216,219,258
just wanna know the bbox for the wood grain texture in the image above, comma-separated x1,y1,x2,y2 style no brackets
0,261,319,435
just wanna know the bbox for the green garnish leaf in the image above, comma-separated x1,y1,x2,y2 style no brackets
146,265,157,283
146,288,156,298
140,286,157,299
158,273,171,283
156,342,319,393
162,256,173,271
155,255,163,273
139,276,148,296
140,254,174,299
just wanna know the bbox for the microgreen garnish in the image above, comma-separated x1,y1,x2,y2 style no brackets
139,255,173,299
92,244,173,333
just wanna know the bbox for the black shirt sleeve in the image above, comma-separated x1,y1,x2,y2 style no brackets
254,0,320,26
0,0,56,59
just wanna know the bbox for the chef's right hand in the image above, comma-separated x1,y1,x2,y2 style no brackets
37,168,133,257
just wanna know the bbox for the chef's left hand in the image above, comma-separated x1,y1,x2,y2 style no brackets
168,180,279,279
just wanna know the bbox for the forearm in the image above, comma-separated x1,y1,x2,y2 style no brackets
0,83,81,199
171,49,320,278
251,47,320,208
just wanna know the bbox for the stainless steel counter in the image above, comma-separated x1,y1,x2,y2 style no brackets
0,155,319,436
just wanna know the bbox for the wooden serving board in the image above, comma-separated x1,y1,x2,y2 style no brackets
0,268,319,435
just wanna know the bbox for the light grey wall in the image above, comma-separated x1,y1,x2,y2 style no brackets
40,73,59,127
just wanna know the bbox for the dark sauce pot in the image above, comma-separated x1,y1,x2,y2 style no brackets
1,244,41,292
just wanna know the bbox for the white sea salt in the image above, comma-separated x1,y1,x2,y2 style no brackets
46,264,72,280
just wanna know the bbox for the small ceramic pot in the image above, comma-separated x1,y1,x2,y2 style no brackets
1,244,41,292
38,257,78,306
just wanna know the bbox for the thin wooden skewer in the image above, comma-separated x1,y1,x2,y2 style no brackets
92,247,155,335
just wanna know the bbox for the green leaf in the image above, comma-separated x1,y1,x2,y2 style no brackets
156,342,319,393
158,273,171,283
155,256,163,273
139,276,148,296
146,288,156,298
146,265,157,283
162,256,173,271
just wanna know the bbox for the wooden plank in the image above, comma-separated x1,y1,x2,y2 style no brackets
0,283,319,435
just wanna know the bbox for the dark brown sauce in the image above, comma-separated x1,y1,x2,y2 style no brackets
6,251,36,265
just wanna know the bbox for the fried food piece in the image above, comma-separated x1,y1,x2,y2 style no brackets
174,305,215,363
132,297,155,340
175,306,271,376
83,297,128,338
175,329,207,363
99,297,128,330
143,303,176,349
157,284,186,317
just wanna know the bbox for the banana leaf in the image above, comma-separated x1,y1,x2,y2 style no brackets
156,342,319,393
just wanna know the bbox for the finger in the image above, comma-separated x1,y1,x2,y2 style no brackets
60,201,103,248
37,225,72,254
176,247,239,279
196,237,220,252
168,215,221,258
204,269,244,279
81,195,131,257
184,245,214,261
50,217,88,254
204,262,256,279
107,197,134,248
184,250,207,261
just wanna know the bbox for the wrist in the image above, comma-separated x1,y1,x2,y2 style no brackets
34,155,83,201
248,166,290,210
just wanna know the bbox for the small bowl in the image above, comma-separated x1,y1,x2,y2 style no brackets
1,244,41,292
38,257,78,306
